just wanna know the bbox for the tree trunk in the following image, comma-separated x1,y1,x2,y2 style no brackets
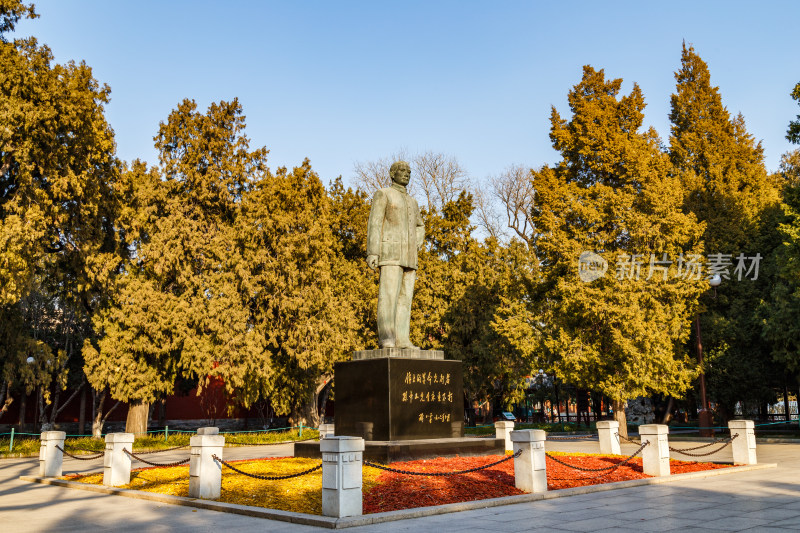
125,400,150,435
46,385,62,429
92,388,101,437
660,396,674,424
297,376,332,428
49,383,82,429
613,399,628,439
92,389,121,438
591,393,601,422
553,383,561,424
318,383,332,424
784,382,791,423
18,393,26,428
37,387,52,431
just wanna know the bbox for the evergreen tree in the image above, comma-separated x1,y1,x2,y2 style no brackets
84,99,265,434
502,66,705,436
762,93,800,390
669,43,783,419
239,162,360,426
446,238,537,413
0,1,122,426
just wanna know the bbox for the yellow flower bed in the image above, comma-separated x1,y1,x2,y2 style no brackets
69,457,382,515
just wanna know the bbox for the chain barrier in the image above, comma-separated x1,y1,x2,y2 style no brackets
123,448,190,467
224,437,320,446
546,441,649,477
546,434,597,441
617,432,641,444
56,445,104,461
212,454,322,480
364,450,522,477
131,444,189,455
669,434,738,457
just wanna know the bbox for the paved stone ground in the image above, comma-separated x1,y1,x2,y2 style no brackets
0,439,798,532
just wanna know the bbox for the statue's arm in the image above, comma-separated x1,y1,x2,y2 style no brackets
366,190,386,269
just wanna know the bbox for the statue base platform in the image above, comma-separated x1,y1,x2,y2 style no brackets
333,355,463,441
295,437,505,463
352,348,444,360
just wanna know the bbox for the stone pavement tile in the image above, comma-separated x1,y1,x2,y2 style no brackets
740,526,798,533
764,516,800,529
499,499,594,513
614,507,676,520
773,499,800,510
737,508,800,521
622,517,714,532
702,515,773,530
648,499,719,512
541,505,620,522
589,493,664,508
470,508,562,524
714,499,789,512
592,528,652,533
551,515,629,532
658,505,748,521
455,517,561,532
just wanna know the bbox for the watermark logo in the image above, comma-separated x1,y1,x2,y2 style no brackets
578,251,762,283
578,251,608,282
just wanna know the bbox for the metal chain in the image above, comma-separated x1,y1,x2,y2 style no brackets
123,448,190,467
668,433,737,453
224,437,320,446
66,445,106,453
547,435,597,441
669,434,738,457
617,432,641,444
132,444,189,454
546,441,649,473
546,442,649,481
212,454,322,480
364,450,522,477
56,445,104,461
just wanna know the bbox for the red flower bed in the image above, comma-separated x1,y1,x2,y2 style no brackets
363,454,732,513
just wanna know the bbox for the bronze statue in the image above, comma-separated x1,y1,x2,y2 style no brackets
366,161,425,348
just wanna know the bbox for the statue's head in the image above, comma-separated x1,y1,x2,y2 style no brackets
390,160,411,187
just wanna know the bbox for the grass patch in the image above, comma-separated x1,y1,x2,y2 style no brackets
0,428,319,458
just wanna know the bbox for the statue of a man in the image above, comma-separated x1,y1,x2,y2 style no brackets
366,161,425,349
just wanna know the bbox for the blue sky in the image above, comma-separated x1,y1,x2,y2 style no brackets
15,1,800,188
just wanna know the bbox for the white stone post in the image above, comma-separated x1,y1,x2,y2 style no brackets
189,427,224,499
639,424,670,477
103,432,134,487
510,429,547,493
495,420,515,452
39,431,66,477
596,420,621,455
319,423,335,438
728,420,757,465
321,436,364,518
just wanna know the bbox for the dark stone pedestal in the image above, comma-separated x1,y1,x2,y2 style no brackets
294,354,504,462
295,437,505,462
333,356,464,441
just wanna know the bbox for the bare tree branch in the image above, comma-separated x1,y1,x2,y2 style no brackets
414,151,470,212
353,149,471,214
492,164,536,245
353,148,411,196
473,186,506,241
